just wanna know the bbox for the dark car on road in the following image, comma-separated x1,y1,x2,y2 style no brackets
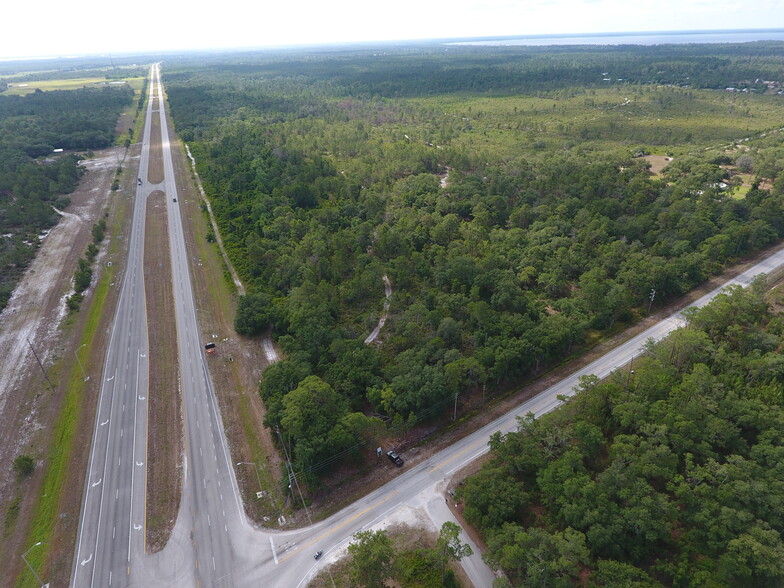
387,451,404,467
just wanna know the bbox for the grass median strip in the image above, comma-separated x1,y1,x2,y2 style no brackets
144,191,182,552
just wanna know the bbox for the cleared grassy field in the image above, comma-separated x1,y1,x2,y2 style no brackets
410,87,784,158
273,85,784,179
3,76,144,96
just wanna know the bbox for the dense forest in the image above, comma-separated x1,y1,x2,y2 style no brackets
458,280,784,587
0,84,133,309
163,43,784,485
163,41,784,99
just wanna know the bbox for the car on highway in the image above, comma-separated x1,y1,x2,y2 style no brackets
314,550,323,560
387,451,404,467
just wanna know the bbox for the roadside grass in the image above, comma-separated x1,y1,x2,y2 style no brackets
17,260,115,587
192,201,235,320
132,76,149,141
236,393,286,524
117,76,148,147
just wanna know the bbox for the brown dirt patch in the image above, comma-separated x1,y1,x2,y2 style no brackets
641,154,673,175
144,190,182,552
147,109,164,184
0,145,139,586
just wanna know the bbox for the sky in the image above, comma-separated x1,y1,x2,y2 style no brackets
2,0,783,60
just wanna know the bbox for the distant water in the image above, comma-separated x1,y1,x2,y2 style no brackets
450,29,784,47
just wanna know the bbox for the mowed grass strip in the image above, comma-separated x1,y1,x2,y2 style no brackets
143,191,182,552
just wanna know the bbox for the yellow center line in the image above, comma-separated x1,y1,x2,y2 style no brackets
428,419,513,473
278,490,400,564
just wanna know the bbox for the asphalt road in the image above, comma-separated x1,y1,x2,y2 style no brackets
72,63,784,587
71,69,154,587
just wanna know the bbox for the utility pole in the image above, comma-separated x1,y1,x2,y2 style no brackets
27,339,56,396
236,462,263,497
275,425,313,525
453,392,458,422
648,288,656,314
74,343,89,381
21,541,47,587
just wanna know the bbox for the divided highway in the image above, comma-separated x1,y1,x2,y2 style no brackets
71,64,784,587
72,64,247,587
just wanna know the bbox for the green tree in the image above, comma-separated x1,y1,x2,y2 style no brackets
347,529,396,587
590,560,661,587
435,521,473,585
459,466,528,530
280,376,349,470
485,524,588,587
235,291,276,336
13,455,35,477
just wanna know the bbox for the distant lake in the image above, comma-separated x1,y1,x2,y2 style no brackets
450,29,784,47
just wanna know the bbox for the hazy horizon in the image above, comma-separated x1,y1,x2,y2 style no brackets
3,0,783,61
2,28,784,65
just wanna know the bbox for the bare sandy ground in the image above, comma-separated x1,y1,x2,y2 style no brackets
0,147,121,572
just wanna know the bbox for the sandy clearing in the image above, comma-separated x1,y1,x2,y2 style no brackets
262,335,280,363
0,151,116,419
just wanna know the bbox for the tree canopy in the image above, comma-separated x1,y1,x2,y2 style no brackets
459,279,784,587
162,44,784,484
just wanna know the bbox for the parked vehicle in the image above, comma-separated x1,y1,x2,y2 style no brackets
387,451,404,467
